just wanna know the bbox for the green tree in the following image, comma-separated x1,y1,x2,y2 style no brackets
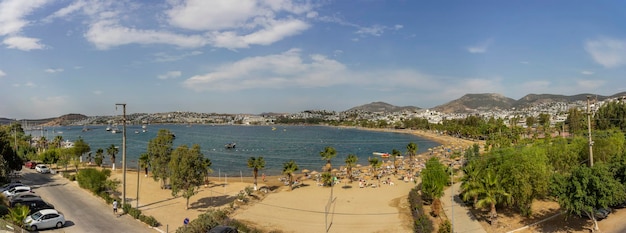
319,146,337,172
39,148,59,165
76,168,112,194
247,156,266,190
94,148,104,167
202,158,213,185
475,170,511,223
147,129,175,189
345,154,358,182
460,161,482,208
139,153,150,176
73,137,91,162
282,160,299,189
368,157,383,187
594,101,626,131
421,157,449,216
51,135,64,149
106,144,119,170
551,163,626,231
565,108,586,135
169,144,206,209
391,148,401,174
406,142,418,176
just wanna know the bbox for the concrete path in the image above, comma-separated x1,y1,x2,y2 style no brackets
441,182,487,233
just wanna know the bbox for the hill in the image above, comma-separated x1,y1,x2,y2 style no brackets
344,101,421,113
432,93,516,113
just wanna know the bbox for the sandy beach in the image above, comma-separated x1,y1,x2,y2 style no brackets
106,128,481,232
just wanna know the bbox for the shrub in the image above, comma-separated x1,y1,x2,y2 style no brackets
139,214,159,227
438,220,452,233
409,186,433,233
176,208,229,233
76,168,109,193
97,191,114,204
129,208,142,219
122,203,132,214
69,174,76,181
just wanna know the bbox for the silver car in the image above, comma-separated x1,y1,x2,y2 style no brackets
24,209,65,231
35,164,50,173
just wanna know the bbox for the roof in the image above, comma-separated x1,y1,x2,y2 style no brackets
34,209,59,215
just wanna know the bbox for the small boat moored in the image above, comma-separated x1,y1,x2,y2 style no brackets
373,152,390,158
225,142,236,149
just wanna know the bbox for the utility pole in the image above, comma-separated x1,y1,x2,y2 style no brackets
451,165,454,233
116,103,127,205
587,96,594,167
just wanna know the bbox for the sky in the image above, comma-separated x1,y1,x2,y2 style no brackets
1,0,626,119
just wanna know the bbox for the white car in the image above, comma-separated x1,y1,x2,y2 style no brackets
35,164,50,173
2,186,32,198
24,209,65,231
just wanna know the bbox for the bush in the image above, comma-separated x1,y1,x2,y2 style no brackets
438,220,452,233
129,208,142,219
409,186,433,233
68,174,76,181
98,191,114,204
176,208,229,233
76,168,109,193
139,214,159,227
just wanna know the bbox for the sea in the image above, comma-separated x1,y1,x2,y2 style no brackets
26,125,439,176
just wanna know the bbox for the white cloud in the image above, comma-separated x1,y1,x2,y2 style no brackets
84,20,209,49
467,39,494,53
581,70,594,75
93,90,102,95
75,0,312,50
43,0,86,22
585,37,626,68
44,68,64,73
3,36,44,50
153,51,203,62
0,0,50,36
25,81,35,87
0,69,6,77
317,15,401,37
158,71,182,80
183,48,348,91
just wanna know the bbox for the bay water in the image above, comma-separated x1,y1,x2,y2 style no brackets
28,125,439,176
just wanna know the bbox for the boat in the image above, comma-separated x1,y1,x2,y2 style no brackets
373,152,390,158
135,130,139,134
225,142,236,149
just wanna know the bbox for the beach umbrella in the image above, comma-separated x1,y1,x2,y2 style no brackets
310,171,319,175
302,169,310,173
356,164,362,168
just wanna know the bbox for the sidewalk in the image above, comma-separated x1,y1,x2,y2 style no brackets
441,182,486,233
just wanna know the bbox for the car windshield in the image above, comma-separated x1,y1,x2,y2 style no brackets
31,212,43,219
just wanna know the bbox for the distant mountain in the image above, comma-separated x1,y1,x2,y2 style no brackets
433,92,626,113
432,93,516,113
344,101,421,113
1,114,90,126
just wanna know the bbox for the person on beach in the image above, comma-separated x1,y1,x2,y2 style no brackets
113,200,118,215
262,173,266,182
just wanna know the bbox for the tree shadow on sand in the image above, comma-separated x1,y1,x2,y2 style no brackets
189,195,236,210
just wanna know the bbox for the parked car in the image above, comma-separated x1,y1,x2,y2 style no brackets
23,209,65,231
9,192,40,202
25,161,37,169
35,164,50,173
0,182,24,193
587,208,612,220
3,186,32,198
207,225,238,233
11,198,54,214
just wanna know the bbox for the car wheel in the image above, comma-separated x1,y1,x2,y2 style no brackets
30,225,37,231
56,222,64,228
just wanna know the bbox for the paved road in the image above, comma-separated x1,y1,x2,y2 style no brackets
18,168,156,233
441,182,487,233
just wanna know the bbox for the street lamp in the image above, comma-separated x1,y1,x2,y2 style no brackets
116,103,127,206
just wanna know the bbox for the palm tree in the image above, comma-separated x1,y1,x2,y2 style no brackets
368,157,383,187
4,205,30,228
321,172,333,186
38,136,47,152
202,158,213,185
94,148,104,167
139,153,150,176
282,160,299,189
247,156,266,190
460,162,482,208
319,146,337,172
52,135,63,148
475,170,511,223
106,144,119,170
345,154,358,182
406,142,418,176
391,148,401,174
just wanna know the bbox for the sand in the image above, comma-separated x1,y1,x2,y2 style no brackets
106,128,481,233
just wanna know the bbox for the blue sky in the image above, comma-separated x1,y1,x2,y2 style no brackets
1,0,626,119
